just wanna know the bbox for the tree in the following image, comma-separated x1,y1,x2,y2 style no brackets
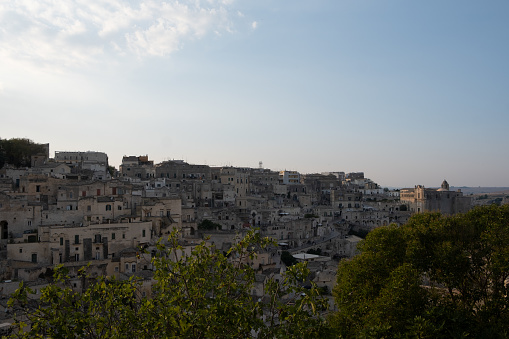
107,165,116,177
280,251,298,267
197,219,222,230
0,138,46,168
331,205,509,338
7,230,330,338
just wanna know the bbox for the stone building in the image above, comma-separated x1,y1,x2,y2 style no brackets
279,170,300,185
400,180,471,215
7,220,153,266
54,151,110,180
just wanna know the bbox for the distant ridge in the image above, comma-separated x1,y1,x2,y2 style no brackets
451,187,509,195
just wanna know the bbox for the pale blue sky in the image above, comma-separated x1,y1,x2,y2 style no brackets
1,0,508,187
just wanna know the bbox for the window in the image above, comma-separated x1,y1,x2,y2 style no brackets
60,237,63,246
95,252,100,260
82,191,86,197
142,230,146,237
75,235,79,244
118,205,122,210
112,233,116,240
97,189,101,196
87,205,91,212
75,254,80,261
106,205,112,211
122,233,125,239
36,185,40,192
19,248,22,253
115,267,119,272
27,220,32,226
132,264,136,273
125,263,129,271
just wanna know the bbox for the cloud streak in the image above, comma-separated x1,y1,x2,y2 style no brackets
0,0,239,68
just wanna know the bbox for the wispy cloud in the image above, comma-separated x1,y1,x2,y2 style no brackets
0,0,240,68
251,21,258,29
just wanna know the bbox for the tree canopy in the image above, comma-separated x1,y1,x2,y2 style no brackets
0,138,47,168
331,204,509,338
197,219,222,230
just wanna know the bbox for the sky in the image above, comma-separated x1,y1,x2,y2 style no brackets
1,0,508,188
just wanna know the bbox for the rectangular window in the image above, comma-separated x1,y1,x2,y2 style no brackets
97,189,101,196
112,233,116,240
60,237,63,246
142,230,146,237
82,191,86,197
75,235,79,244
31,254,37,263
36,185,40,192
132,264,136,273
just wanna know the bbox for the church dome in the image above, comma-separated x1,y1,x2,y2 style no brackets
437,179,449,191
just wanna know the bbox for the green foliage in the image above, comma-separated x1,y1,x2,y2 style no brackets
197,219,222,230
347,228,370,239
306,248,322,255
107,165,116,177
7,230,329,338
0,138,46,168
331,205,509,338
280,251,298,267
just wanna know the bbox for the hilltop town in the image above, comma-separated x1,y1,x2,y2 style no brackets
0,143,474,319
